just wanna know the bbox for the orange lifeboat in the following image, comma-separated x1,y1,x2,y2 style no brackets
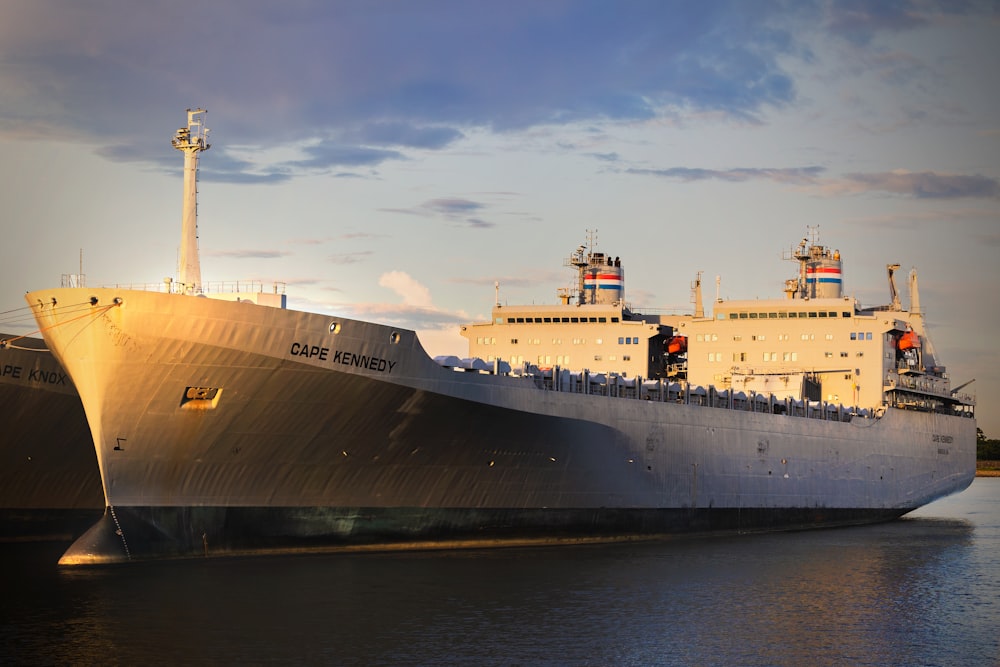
667,336,687,354
897,331,920,351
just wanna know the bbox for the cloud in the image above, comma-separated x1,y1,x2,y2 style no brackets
627,165,1000,200
379,271,433,308
827,171,1000,199
290,141,406,170
336,302,470,331
423,198,485,216
204,249,290,259
822,0,977,47
329,251,374,265
356,122,464,149
627,166,825,184
0,1,816,177
382,197,496,228
316,270,471,331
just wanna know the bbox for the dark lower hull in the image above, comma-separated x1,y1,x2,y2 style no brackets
0,508,105,543
60,504,912,564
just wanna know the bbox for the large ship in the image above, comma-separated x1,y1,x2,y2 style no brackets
28,111,976,564
0,332,103,540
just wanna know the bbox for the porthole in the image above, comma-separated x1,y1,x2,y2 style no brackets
389,332,401,344
330,322,341,334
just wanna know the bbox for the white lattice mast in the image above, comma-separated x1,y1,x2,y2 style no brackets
171,108,210,293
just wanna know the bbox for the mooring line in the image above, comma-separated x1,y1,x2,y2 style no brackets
0,302,119,349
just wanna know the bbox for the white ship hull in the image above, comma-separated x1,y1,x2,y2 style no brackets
28,288,976,564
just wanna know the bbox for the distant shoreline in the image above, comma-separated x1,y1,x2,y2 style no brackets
976,461,1000,477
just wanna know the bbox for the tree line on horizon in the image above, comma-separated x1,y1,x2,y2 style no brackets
977,428,1000,461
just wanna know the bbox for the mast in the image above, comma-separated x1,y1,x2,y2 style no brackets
171,108,210,294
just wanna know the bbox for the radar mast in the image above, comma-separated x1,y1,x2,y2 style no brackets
171,108,210,294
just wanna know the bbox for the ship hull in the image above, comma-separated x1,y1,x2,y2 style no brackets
0,334,104,541
28,288,977,563
66,504,910,563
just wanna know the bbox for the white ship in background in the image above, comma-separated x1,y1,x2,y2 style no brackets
28,110,976,564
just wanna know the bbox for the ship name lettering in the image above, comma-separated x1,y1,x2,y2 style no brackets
27,368,68,385
1,364,22,379
289,342,329,360
931,434,954,444
331,349,397,374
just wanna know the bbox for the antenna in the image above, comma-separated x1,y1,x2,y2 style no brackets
171,108,210,294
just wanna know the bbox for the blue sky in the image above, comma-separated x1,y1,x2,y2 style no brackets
1,0,998,435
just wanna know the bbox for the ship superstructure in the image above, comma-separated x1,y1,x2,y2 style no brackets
26,112,976,564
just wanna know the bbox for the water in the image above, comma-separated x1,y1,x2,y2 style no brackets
2,479,998,666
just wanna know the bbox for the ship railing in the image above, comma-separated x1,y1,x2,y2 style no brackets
97,280,287,295
479,360,869,423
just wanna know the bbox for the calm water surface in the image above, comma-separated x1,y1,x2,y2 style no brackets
2,478,998,666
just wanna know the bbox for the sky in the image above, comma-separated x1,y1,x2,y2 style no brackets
1,0,998,436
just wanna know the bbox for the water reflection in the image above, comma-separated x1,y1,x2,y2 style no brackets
2,481,997,666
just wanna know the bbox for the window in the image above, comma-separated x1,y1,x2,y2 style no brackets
733,335,742,342
824,352,833,358
825,333,834,341
510,338,518,344
623,355,631,361
850,332,857,340
594,354,602,361
618,337,625,345
632,337,639,344
763,352,777,361
866,332,872,340
840,352,848,357
595,338,603,344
